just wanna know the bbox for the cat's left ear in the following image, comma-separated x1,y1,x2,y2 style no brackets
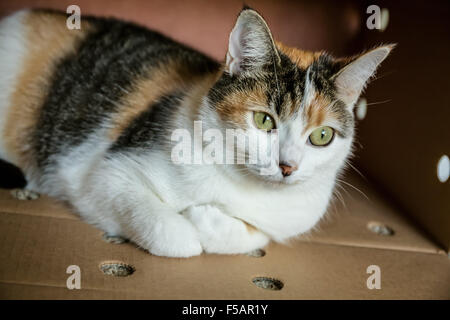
225,8,280,76
333,44,395,107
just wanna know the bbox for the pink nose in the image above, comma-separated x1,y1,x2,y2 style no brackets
279,163,298,177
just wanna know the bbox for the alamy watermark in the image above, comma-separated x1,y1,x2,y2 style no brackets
171,121,279,175
66,265,81,290
66,5,81,30
366,5,389,31
366,265,381,290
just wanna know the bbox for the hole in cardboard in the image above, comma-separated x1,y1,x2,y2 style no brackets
100,261,135,277
252,277,284,291
245,249,266,257
380,8,389,31
355,98,367,120
367,221,395,236
102,233,128,244
437,155,449,183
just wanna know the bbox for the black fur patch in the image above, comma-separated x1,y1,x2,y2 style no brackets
33,13,218,168
0,159,27,189
109,91,185,152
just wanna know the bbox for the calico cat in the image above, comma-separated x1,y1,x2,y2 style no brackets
0,8,393,257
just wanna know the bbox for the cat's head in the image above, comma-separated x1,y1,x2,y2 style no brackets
205,8,393,184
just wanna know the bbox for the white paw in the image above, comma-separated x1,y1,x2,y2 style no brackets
142,214,203,258
183,204,270,254
183,204,226,233
10,189,40,200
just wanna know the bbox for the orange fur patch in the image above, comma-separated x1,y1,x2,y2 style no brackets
4,11,92,168
108,62,219,141
215,86,268,126
276,41,322,69
303,93,333,133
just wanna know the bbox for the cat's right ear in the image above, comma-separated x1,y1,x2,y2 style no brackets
333,45,395,107
225,8,280,76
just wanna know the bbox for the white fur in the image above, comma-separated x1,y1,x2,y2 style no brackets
0,10,29,163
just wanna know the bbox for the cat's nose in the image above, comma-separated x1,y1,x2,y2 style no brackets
279,162,298,177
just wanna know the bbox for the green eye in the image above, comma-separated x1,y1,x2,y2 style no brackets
254,112,275,131
309,126,335,146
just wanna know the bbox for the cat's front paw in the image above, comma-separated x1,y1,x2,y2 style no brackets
183,204,270,255
141,214,203,258
11,189,40,200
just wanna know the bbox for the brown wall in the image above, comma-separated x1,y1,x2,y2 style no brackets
0,0,362,59
357,0,450,250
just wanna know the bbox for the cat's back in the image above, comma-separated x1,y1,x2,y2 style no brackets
0,9,219,173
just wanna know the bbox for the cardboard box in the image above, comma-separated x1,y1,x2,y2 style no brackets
0,171,448,299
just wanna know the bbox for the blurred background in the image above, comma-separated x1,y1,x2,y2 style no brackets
0,0,448,251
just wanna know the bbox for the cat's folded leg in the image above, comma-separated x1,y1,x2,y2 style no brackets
182,204,270,255
73,157,203,258
117,192,203,258
76,184,202,257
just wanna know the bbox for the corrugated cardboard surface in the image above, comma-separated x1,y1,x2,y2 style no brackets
0,173,449,299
